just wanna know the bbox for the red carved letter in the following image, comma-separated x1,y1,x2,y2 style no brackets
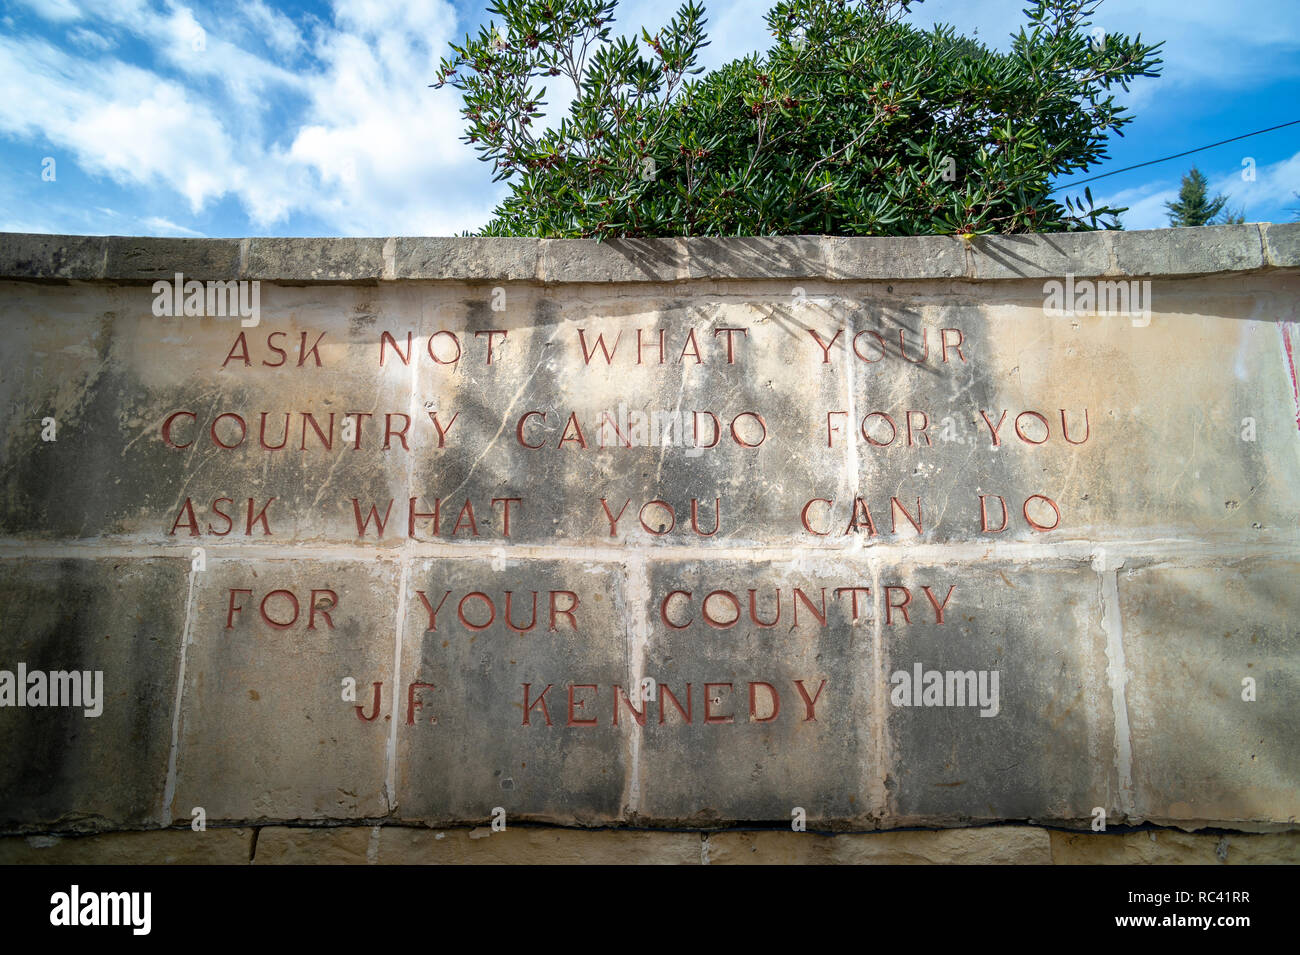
522,683,553,726
794,679,827,721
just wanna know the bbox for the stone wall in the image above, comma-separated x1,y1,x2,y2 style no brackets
0,225,1297,863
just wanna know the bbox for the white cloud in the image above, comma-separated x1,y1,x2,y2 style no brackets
67,27,114,52
0,0,494,235
145,6,308,108
1208,151,1300,211
14,0,81,22
0,37,239,209
141,215,206,236
240,0,308,57
281,0,494,233
1104,183,1180,230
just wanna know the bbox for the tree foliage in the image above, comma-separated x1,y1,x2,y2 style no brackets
434,0,1163,237
1165,166,1243,226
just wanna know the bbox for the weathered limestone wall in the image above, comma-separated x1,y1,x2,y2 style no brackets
0,226,1297,863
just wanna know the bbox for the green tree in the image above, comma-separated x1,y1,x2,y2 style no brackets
1165,166,1242,226
434,0,1163,237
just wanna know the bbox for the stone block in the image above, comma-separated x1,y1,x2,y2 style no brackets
393,237,538,281
407,286,850,546
1050,828,1300,864
829,235,967,279
0,233,106,281
375,825,701,864
394,558,630,826
881,560,1117,827
168,558,396,822
1261,222,1300,269
0,827,253,864
634,558,876,826
0,558,187,831
679,235,829,281
969,232,1111,279
1110,225,1263,276
541,237,685,283
105,236,242,282
1118,560,1300,827
707,826,1052,864
0,282,411,543
834,274,1300,543
252,825,374,864
245,237,386,282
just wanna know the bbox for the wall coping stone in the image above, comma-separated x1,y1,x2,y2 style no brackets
1,224,1296,285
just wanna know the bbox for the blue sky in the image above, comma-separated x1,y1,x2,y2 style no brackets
1,0,1297,237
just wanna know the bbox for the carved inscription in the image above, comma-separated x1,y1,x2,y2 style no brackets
170,309,1088,741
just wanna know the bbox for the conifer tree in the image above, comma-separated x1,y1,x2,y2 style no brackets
1166,166,1240,226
